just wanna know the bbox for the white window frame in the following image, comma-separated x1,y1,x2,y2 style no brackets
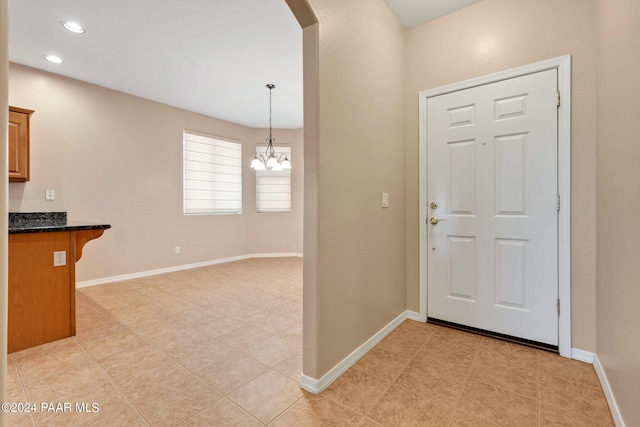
255,144,291,213
183,130,242,215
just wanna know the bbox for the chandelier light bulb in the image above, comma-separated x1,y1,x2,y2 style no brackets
266,155,278,168
281,157,292,169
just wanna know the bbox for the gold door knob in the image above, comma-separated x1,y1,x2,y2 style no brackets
430,217,447,225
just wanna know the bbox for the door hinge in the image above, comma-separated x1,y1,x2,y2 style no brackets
556,195,561,212
556,91,561,107
557,299,561,316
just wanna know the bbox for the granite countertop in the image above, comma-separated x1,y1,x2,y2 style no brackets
8,212,111,234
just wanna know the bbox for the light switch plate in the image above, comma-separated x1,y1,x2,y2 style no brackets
381,192,389,208
53,251,66,267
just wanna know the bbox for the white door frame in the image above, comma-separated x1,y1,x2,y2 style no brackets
418,55,572,358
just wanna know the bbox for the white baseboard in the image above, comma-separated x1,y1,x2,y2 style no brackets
252,252,303,258
571,348,595,364
76,252,303,288
300,310,410,394
571,349,625,426
593,354,626,427
407,310,420,321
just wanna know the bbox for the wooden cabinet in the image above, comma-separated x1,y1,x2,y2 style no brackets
8,228,106,353
8,106,34,182
9,232,75,353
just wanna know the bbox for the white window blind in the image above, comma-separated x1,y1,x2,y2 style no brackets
256,145,291,213
184,131,242,215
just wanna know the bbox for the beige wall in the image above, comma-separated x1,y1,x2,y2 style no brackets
8,64,303,282
404,0,598,352
299,0,407,378
1,0,9,415
596,0,640,424
300,20,320,379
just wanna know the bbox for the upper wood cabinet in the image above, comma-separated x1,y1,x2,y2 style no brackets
8,106,34,182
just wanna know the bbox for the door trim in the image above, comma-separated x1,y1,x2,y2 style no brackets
418,55,571,357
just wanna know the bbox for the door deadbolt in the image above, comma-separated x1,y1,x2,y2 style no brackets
429,202,438,209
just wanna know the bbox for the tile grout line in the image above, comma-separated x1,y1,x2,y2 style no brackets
264,389,304,426
320,392,379,424
178,396,267,427
537,360,616,425
537,350,542,426
361,328,438,425
77,296,254,426
352,340,426,386
82,279,302,424
146,287,302,423
444,335,484,426
81,287,298,426
72,336,152,426
10,353,39,427
10,259,304,427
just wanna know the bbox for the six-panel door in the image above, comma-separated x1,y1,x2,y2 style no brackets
427,69,559,346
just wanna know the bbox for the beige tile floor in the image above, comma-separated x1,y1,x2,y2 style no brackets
5,257,614,426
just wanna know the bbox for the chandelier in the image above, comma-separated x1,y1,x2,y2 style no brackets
250,84,292,171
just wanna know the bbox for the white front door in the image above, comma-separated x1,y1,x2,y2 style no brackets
427,69,558,346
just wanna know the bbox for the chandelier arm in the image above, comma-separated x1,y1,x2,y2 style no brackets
264,140,271,157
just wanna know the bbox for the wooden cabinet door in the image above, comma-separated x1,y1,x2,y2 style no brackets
8,107,34,182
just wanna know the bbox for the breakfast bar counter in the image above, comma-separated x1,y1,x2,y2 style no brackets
8,212,110,353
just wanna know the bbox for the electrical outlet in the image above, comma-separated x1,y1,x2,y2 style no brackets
175,246,181,254
53,251,66,267
45,189,55,201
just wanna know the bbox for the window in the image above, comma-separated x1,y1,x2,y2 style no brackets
256,145,291,213
183,131,242,214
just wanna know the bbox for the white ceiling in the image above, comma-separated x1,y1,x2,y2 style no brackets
383,0,482,29
8,1,481,129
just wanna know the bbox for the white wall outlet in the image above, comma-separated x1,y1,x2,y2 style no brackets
175,246,181,254
381,192,389,208
45,189,55,201
53,251,66,267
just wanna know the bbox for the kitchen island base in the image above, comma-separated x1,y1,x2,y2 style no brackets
8,215,109,354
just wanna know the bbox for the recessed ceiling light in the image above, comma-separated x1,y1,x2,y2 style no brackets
61,21,85,34
44,54,64,64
